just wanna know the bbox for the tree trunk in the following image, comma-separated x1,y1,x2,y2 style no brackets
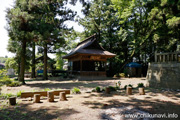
19,40,26,84
31,42,36,78
18,60,21,80
43,43,48,80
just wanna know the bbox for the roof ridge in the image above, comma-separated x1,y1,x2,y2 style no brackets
77,33,96,46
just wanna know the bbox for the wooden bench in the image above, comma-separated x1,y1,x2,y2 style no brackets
21,90,70,98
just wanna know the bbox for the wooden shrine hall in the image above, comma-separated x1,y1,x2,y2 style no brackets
63,34,116,77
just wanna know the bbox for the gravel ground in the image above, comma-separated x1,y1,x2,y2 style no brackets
0,77,179,120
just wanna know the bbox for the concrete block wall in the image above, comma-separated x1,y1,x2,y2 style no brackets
146,62,180,89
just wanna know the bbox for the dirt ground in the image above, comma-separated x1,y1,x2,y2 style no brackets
0,77,180,120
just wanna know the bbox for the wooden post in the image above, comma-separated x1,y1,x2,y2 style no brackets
80,60,82,72
163,55,165,62
105,87,110,94
172,53,174,61
9,97,16,105
47,91,54,102
167,54,169,62
59,92,67,101
155,51,157,62
139,87,145,95
33,94,41,103
126,87,132,95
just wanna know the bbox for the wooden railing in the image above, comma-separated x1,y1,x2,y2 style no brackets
155,52,180,62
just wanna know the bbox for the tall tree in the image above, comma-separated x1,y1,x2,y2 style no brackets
31,0,76,80
6,0,35,84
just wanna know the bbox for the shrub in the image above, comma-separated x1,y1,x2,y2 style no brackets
114,86,120,90
0,76,12,86
92,89,96,92
137,83,144,87
96,86,101,92
6,81,22,87
102,87,105,92
124,84,133,89
108,86,116,91
119,73,125,77
72,87,81,94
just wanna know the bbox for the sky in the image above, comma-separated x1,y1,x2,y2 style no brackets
0,0,84,58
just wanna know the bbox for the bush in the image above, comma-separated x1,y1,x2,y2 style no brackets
96,86,101,92
92,89,96,92
6,81,22,87
72,87,81,94
119,73,125,77
108,86,116,91
0,76,12,86
137,83,144,87
124,84,133,89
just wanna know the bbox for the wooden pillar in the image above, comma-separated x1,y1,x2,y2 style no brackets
80,60,82,72
163,55,165,62
59,92,67,101
47,91,54,102
9,97,16,105
139,88,145,95
175,53,177,61
167,54,169,62
105,87,110,94
33,94,40,103
155,52,157,62
171,53,174,61
126,87,132,95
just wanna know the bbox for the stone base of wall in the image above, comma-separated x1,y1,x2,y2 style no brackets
146,62,180,89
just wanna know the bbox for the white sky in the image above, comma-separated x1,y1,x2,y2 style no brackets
0,0,84,58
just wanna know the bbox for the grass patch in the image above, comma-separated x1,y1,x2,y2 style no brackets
72,87,81,94
16,90,24,97
0,93,15,99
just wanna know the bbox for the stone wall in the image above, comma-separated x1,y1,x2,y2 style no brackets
146,62,180,89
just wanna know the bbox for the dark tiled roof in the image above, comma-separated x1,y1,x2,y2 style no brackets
63,34,116,59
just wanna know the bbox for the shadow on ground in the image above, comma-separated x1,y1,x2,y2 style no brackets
24,81,116,90
0,102,79,120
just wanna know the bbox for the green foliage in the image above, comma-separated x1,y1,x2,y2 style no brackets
6,81,22,87
124,84,133,90
0,57,8,64
137,83,144,88
72,87,81,94
0,93,14,99
92,89,96,92
119,73,125,77
16,90,24,97
108,86,116,91
0,69,21,87
5,58,18,73
0,77,12,87
96,86,101,92
43,88,51,91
